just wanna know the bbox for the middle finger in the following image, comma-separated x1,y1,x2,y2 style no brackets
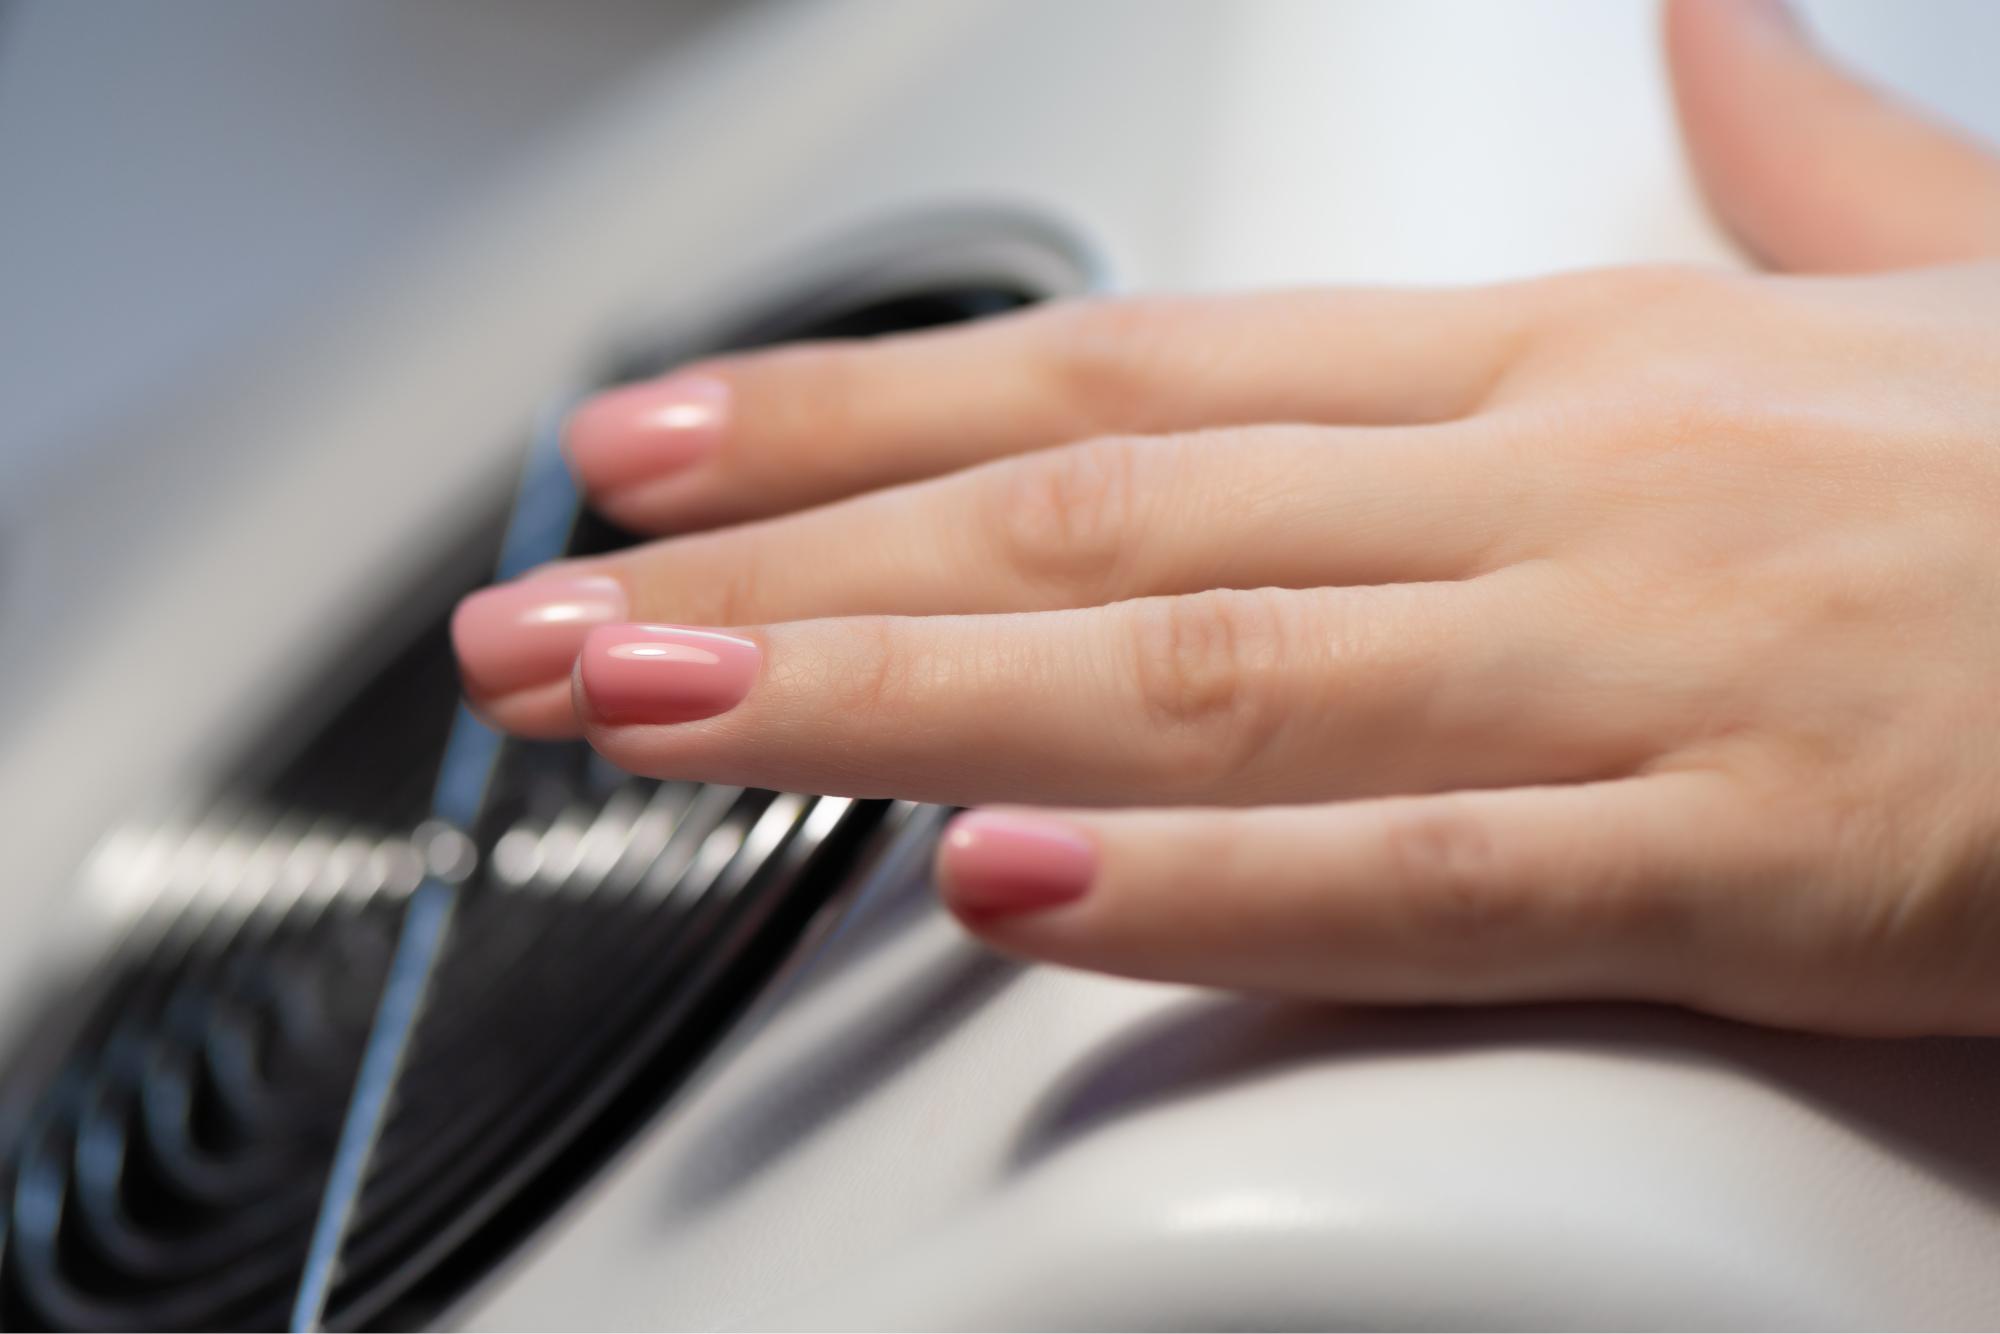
571,578,1638,807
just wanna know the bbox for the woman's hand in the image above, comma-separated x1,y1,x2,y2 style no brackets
451,0,2000,1035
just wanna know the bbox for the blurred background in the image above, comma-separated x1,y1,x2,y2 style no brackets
3,2,2000,1329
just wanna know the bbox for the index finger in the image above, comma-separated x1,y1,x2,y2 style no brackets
563,285,1555,533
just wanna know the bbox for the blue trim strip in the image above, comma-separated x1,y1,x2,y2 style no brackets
290,397,584,1331
290,879,455,1331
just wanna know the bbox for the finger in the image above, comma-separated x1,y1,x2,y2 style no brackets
934,775,1739,1008
1666,0,2000,271
562,287,1550,533
460,415,1550,734
451,573,628,739
572,583,1649,807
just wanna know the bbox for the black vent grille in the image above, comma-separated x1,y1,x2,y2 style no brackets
0,215,1080,1331
0,823,411,1330
323,786,892,1329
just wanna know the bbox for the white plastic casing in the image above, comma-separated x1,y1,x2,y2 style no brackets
3,2,2000,1328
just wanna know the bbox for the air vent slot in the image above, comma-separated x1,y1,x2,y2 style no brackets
0,820,412,1330
0,212,1093,1332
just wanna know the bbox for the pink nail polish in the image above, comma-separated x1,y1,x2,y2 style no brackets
579,624,760,725
563,373,729,492
452,575,627,698
938,811,1097,919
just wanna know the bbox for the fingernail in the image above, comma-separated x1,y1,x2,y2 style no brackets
563,373,730,492
938,811,1097,919
578,624,760,725
452,575,627,698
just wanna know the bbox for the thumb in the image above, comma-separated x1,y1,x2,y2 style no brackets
1665,0,2000,271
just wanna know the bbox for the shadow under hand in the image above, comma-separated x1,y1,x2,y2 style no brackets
1011,998,2000,1214
662,924,1019,1216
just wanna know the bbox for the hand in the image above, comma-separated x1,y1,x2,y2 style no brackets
451,0,2000,1035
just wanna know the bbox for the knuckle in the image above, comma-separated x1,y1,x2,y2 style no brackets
1125,589,1289,792
624,536,766,628
1381,801,1532,945
1822,764,1995,950
988,435,1143,599
1502,266,1766,431
820,615,912,720
1034,296,1186,433
719,341,864,463
1553,262,1733,317
700,541,768,628
1519,264,1740,377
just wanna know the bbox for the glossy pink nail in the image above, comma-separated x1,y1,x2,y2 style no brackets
938,811,1097,918
452,575,626,698
578,624,760,725
563,373,729,492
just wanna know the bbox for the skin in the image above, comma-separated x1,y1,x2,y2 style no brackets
457,0,2000,1036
